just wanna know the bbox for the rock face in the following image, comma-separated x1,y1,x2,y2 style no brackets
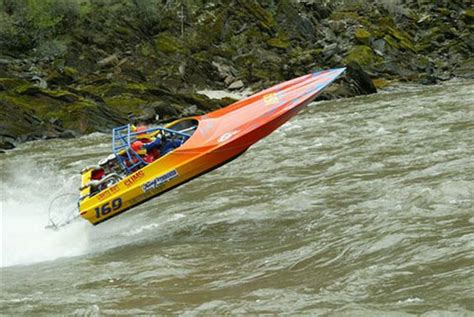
0,0,472,149
228,80,244,90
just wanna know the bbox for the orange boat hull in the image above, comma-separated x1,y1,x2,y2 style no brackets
79,68,346,224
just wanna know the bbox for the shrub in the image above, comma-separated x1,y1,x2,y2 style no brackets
0,0,80,52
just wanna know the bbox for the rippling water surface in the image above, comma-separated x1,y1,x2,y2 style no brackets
1,81,473,315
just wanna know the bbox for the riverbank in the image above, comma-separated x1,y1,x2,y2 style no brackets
1,0,472,150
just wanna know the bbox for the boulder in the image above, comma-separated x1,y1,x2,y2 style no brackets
418,74,438,85
372,39,387,55
133,107,157,124
345,62,377,95
322,27,337,42
328,20,347,34
224,75,236,86
182,104,200,116
97,54,119,67
212,61,236,80
228,80,244,90
152,101,180,118
58,130,78,139
32,75,48,89
322,43,339,59
0,136,16,150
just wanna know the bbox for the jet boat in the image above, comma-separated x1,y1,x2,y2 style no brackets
76,68,345,225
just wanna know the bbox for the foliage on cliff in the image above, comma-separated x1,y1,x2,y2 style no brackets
1,0,472,149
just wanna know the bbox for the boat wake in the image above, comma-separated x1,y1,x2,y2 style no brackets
1,148,186,267
1,161,89,268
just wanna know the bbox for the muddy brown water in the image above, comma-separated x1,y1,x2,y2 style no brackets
1,80,473,315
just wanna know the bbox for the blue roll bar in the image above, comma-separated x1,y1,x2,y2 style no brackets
112,124,191,174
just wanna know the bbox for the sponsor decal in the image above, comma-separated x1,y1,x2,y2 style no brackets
263,92,279,105
97,190,111,201
124,170,145,187
96,184,120,201
218,130,239,143
142,170,179,192
109,184,120,193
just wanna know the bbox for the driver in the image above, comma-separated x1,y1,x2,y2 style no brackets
130,140,155,163
132,126,163,162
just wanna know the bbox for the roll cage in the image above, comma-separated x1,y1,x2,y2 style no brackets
112,123,195,174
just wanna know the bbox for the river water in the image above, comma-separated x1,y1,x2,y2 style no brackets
1,80,473,315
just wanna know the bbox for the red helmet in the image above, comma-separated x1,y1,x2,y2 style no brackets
131,140,144,152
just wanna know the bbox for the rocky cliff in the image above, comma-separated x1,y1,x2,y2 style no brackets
1,0,472,150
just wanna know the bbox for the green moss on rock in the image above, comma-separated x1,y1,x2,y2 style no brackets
181,92,219,112
190,9,227,49
400,39,416,52
461,9,474,22
436,8,450,16
104,94,146,115
330,11,359,21
267,35,291,49
41,89,80,103
343,45,376,66
14,83,41,95
81,82,149,98
387,26,405,41
241,2,276,31
386,26,416,52
384,34,399,49
154,33,186,54
57,100,97,133
140,42,154,57
63,66,78,77
354,28,371,45
14,85,80,103
0,78,30,91
415,55,431,70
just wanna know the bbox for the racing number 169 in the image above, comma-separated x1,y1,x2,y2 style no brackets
95,198,122,218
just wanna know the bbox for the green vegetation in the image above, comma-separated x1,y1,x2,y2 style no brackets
354,29,371,45
343,45,377,66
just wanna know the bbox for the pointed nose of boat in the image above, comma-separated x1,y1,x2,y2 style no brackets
311,67,346,78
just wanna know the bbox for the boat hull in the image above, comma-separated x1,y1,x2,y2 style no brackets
79,68,346,225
